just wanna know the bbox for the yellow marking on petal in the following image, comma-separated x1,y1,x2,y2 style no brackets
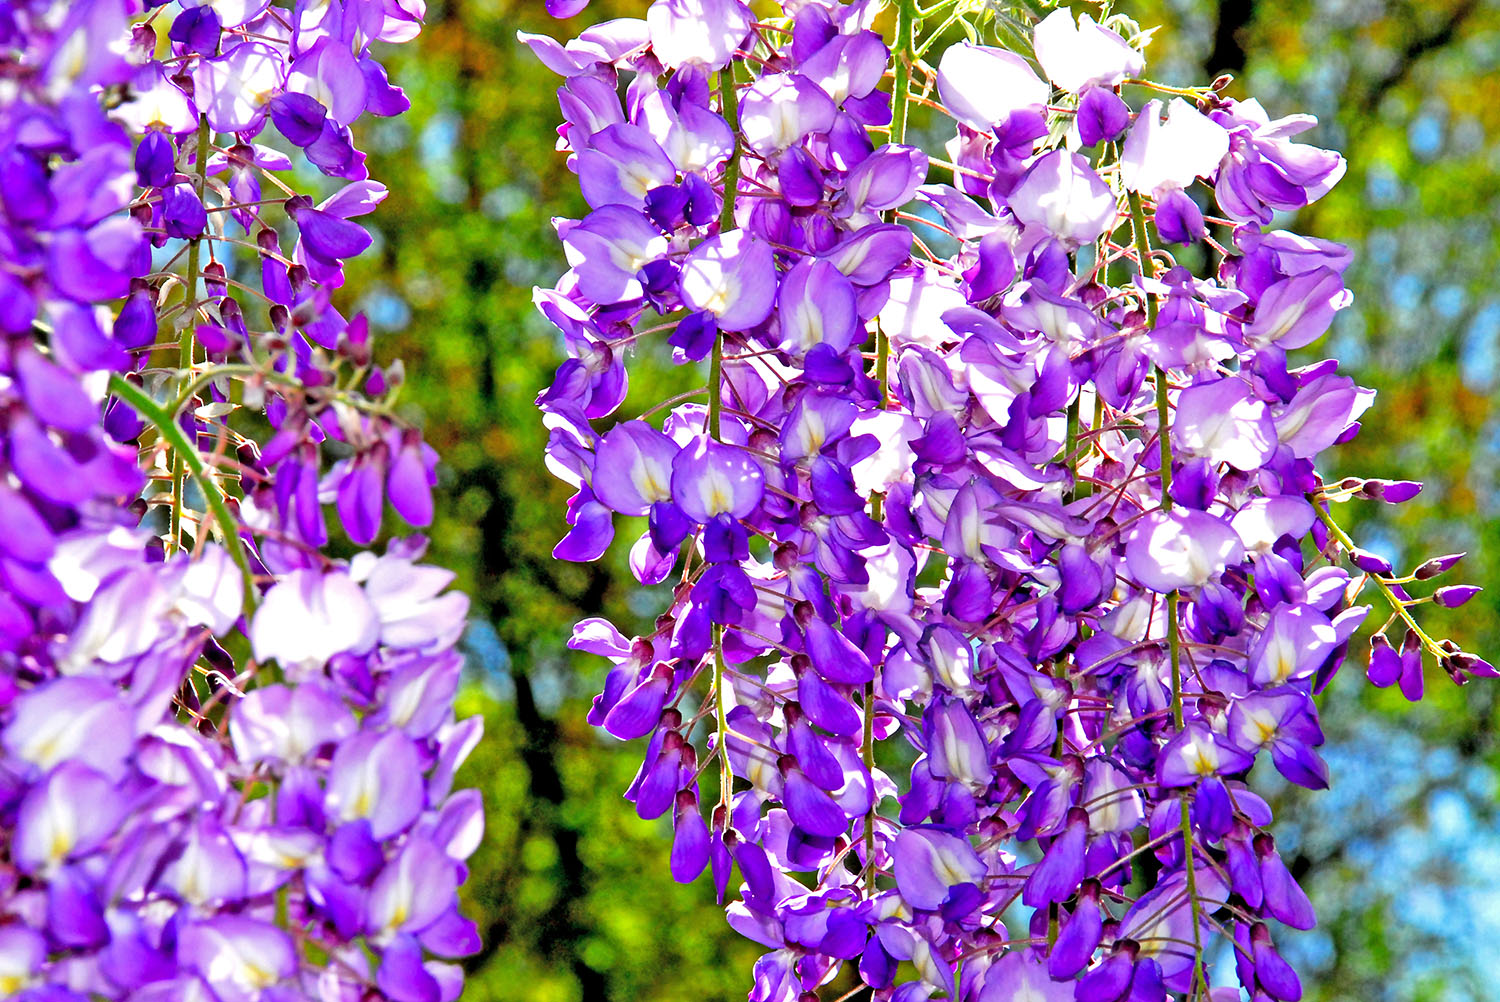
244,963,276,989
50,831,72,865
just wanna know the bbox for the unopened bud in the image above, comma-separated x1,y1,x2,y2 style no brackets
1414,552,1465,580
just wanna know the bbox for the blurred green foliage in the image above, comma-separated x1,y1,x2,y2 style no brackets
338,1,1500,999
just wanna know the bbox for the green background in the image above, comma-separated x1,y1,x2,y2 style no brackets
338,2,1500,998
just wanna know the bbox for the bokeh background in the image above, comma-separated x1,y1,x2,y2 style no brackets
334,1,1500,998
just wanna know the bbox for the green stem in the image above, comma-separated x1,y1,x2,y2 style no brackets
858,0,918,887
1066,395,1082,502
861,675,876,880
890,0,917,146
111,374,256,615
1313,502,1438,649
716,69,740,235
1130,191,1173,505
707,338,724,441
710,66,741,809
713,624,731,809
1123,78,1213,99
1133,188,1204,998
916,0,959,18
1128,190,1159,323
912,4,963,59
171,113,213,552
168,363,397,420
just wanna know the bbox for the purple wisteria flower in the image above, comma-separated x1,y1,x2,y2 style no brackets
937,42,1048,133
520,0,1491,999
0,4,482,1000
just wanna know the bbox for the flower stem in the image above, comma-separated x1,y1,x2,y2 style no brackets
1066,394,1082,501
1313,501,1439,650
859,0,917,887
713,625,731,809
890,0,917,147
1123,78,1214,99
717,69,740,237
877,0,915,421
170,113,212,552
1132,187,1205,999
710,66,741,810
111,374,256,615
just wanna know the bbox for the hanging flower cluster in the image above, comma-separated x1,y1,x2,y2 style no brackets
533,2,1491,1001
1,3,481,1001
